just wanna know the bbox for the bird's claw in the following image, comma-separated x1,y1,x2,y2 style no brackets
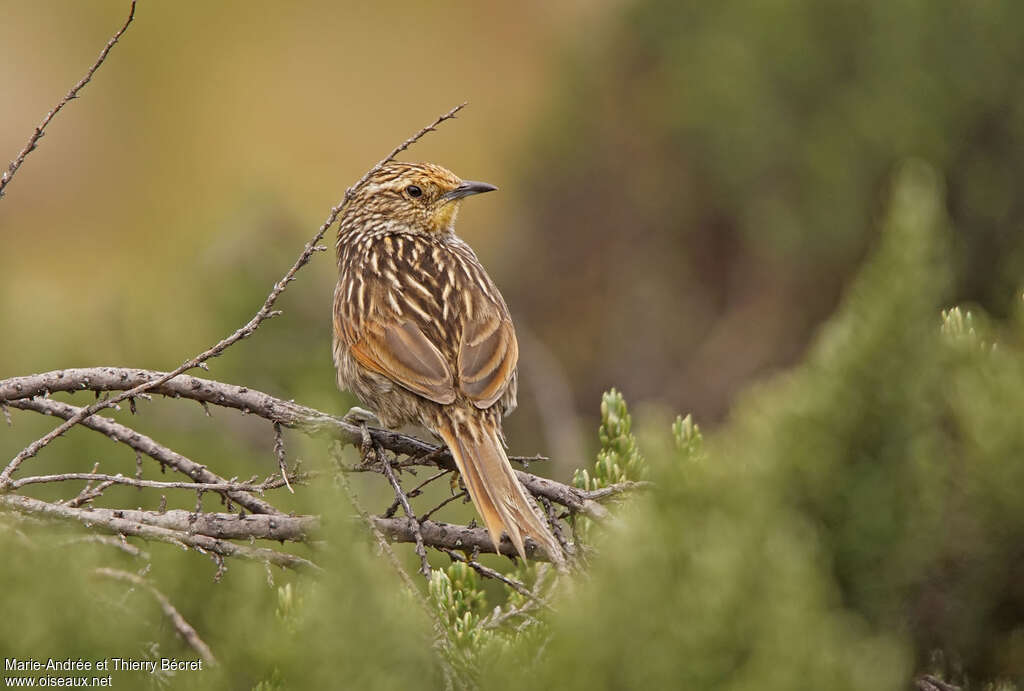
343,406,381,427
449,472,465,495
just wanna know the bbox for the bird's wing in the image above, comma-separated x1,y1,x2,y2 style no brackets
350,318,456,405
337,235,516,409
458,310,518,409
336,263,457,405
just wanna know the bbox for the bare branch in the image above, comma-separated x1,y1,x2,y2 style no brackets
331,443,455,659
0,103,466,485
0,494,318,571
915,676,961,691
94,568,217,665
51,507,314,542
0,368,614,517
4,397,283,515
579,480,654,500
372,516,556,562
9,472,305,495
0,2,137,199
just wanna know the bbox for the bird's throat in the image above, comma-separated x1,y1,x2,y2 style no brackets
431,201,461,234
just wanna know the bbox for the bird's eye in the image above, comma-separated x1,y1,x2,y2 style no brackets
405,185,423,198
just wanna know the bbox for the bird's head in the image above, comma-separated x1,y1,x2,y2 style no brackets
344,162,497,235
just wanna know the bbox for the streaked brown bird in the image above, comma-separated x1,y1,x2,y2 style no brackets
332,161,564,564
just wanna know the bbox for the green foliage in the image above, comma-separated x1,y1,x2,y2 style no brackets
574,388,649,491
430,562,488,651
488,161,1024,690
672,413,704,463
510,0,1024,422
427,393,661,688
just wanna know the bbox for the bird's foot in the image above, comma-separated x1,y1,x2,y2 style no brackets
343,406,381,427
449,471,466,495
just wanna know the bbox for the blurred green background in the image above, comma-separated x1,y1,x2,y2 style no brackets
3,0,1024,688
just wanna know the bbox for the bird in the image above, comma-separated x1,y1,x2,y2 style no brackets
332,161,564,565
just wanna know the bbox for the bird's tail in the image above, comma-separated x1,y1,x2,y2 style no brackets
435,414,564,566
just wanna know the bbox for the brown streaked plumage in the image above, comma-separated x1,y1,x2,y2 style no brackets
332,161,564,564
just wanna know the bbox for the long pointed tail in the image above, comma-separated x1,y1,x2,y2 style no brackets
435,414,564,565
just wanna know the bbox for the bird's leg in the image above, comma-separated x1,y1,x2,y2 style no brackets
344,407,381,469
352,419,375,471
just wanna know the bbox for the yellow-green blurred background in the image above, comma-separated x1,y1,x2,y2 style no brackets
4,0,1024,462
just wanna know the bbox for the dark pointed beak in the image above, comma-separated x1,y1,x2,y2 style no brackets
442,180,498,202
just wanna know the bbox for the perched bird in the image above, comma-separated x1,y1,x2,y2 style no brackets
332,161,564,564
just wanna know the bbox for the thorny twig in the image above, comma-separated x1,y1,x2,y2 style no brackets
438,547,547,606
371,439,432,579
331,442,457,683
94,568,217,665
0,2,137,199
4,397,282,515
1,494,318,572
385,468,451,518
419,490,469,523
273,422,294,493
9,471,307,494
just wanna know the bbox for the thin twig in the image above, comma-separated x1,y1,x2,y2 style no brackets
63,534,149,559
94,568,217,665
273,422,294,493
331,443,454,653
481,563,554,630
0,2,137,199
579,480,654,500
385,468,451,517
10,472,306,494
0,103,466,486
438,547,544,605
419,490,468,523
374,440,431,579
539,495,572,559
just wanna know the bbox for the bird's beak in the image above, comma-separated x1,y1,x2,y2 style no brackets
441,180,498,202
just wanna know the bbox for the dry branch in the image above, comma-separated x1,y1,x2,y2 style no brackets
4,397,282,515
0,368,614,517
372,516,552,561
9,472,304,495
11,504,316,542
0,494,318,572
